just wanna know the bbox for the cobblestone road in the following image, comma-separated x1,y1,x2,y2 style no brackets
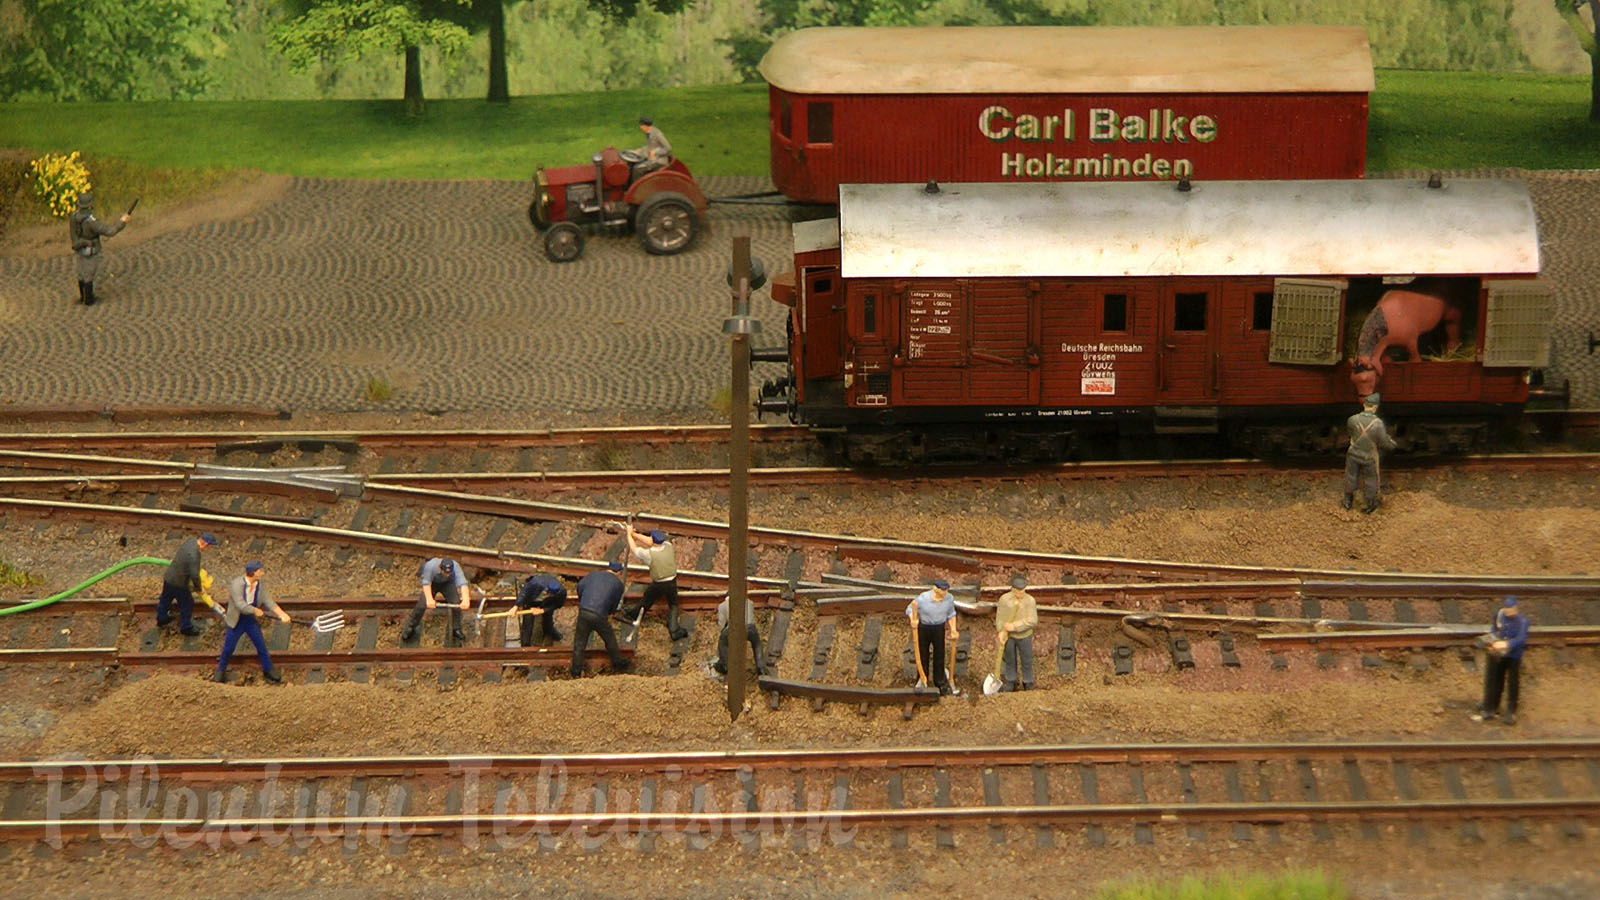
1,171,1596,414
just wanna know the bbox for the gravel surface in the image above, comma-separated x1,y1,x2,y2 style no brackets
3,425,1599,897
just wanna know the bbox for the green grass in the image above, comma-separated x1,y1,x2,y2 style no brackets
0,562,40,588
1096,869,1346,900
3,71,1597,227
0,85,770,181
1369,70,1600,170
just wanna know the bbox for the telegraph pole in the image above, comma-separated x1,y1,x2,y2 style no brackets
722,236,760,720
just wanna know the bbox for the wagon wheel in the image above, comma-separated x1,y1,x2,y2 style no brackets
543,222,584,263
635,192,697,256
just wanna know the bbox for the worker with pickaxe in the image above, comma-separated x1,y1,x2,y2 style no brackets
570,561,633,677
906,579,960,696
400,557,471,644
511,573,567,645
620,523,687,642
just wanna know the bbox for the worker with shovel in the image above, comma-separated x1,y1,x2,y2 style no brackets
987,575,1039,694
906,579,960,696
400,557,471,644
213,561,289,684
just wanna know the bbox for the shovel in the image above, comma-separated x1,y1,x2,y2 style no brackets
982,636,1007,696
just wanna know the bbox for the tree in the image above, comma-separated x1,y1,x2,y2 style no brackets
272,0,472,115
1558,0,1600,121
0,0,228,101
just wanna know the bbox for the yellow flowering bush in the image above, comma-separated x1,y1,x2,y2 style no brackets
29,152,92,218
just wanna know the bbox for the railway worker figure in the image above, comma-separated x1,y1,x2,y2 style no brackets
68,192,131,307
401,557,471,644
995,575,1039,692
907,579,960,696
1471,596,1530,726
213,561,288,684
157,531,216,636
514,573,567,646
712,594,767,679
629,115,672,177
1343,393,1397,514
621,524,688,641
571,561,633,677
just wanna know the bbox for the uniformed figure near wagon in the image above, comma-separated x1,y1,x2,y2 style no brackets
401,557,470,643
68,192,131,306
157,532,216,636
622,525,687,641
571,561,633,677
1343,393,1397,514
213,561,288,684
1471,596,1530,726
629,116,672,176
907,579,960,695
995,575,1039,691
712,594,766,678
514,573,567,646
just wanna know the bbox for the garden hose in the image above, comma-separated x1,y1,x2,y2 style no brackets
0,557,168,617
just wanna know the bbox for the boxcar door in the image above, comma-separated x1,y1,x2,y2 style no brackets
798,99,838,202
967,281,1038,405
1158,280,1220,405
801,267,844,379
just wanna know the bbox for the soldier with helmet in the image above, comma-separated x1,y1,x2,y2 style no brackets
1343,392,1397,514
68,192,131,306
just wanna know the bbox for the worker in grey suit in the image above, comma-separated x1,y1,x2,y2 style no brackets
629,116,673,177
214,561,289,684
1343,392,1397,514
68,192,131,306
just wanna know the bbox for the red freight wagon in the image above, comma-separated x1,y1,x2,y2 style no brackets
758,26,1374,204
762,179,1556,463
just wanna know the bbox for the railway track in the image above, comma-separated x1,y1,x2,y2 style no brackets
4,741,1597,848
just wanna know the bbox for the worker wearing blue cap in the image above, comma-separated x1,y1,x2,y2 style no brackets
571,561,633,677
1471,596,1530,725
622,523,686,641
906,579,960,696
157,532,217,636
214,561,289,684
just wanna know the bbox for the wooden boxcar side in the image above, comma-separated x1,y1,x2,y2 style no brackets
759,26,1374,203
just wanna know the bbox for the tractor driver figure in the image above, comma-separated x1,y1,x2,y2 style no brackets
629,115,672,178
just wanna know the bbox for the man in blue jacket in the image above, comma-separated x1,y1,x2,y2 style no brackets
570,561,633,677
1471,596,1529,725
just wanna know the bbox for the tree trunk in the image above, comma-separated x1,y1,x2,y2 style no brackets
486,1,509,103
404,45,424,117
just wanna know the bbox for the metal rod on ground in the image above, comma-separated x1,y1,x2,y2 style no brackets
723,235,759,720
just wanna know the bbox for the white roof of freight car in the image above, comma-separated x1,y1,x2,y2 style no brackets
834,179,1540,279
759,26,1375,95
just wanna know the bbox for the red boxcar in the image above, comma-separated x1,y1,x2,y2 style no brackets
758,26,1374,203
763,179,1556,462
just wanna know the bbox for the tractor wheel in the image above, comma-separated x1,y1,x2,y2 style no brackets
543,223,584,263
635,192,697,256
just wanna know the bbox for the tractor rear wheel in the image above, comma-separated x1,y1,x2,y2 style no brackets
635,192,697,255
544,223,584,262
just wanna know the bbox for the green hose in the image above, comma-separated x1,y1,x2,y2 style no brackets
0,557,169,617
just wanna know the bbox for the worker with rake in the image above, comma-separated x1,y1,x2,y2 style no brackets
213,561,288,684
906,579,960,696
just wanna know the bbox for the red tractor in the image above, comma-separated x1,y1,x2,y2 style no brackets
528,148,708,262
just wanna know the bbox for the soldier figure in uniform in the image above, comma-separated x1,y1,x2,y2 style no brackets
1343,392,1397,514
68,193,131,307
629,116,672,177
